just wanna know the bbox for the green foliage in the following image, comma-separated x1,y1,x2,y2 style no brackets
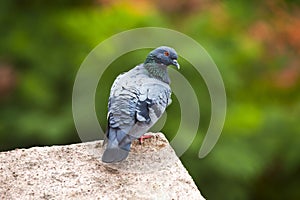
1,0,300,199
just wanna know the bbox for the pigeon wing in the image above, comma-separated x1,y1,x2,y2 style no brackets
119,81,171,146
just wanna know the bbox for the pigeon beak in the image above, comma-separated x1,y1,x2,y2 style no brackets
172,59,180,69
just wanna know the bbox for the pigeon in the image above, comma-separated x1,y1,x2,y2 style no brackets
102,46,180,163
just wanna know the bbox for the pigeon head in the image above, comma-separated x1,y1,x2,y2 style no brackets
145,46,180,69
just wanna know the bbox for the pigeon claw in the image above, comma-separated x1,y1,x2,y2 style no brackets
138,135,153,145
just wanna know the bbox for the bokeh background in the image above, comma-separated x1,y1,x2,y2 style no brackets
1,0,300,199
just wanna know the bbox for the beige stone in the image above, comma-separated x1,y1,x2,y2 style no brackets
0,133,205,200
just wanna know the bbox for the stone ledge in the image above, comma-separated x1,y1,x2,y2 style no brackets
0,132,205,200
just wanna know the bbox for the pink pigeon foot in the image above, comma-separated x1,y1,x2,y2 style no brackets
138,135,153,144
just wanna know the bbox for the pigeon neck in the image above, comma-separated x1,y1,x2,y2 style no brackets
144,62,170,84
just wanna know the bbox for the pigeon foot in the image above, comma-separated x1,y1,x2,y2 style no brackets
138,135,154,145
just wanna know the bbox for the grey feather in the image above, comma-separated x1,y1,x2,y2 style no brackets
102,46,178,163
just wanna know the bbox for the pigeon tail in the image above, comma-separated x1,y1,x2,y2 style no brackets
102,128,132,163
102,146,130,163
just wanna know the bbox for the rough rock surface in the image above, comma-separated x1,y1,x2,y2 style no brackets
0,133,205,200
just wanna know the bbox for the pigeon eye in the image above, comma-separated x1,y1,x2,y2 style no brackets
164,51,169,56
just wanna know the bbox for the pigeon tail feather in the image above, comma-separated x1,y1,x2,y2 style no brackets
102,146,130,163
102,128,132,163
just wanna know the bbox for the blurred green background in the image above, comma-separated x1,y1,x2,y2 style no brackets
1,0,300,199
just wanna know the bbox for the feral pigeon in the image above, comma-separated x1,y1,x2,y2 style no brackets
102,46,180,163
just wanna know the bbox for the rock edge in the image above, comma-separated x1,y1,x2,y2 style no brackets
0,132,205,200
